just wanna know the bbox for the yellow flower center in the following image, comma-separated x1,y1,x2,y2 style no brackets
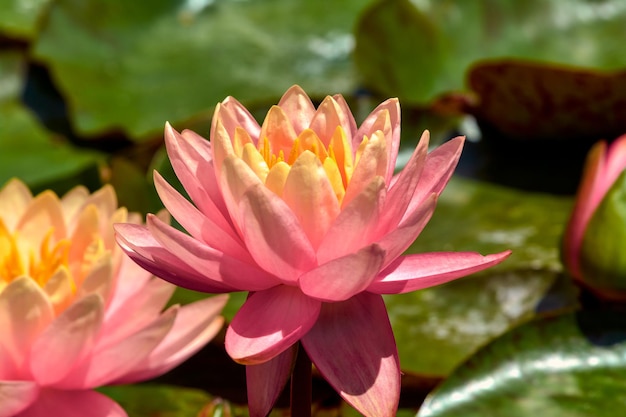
0,219,71,290
234,125,366,203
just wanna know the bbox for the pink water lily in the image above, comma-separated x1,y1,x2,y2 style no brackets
563,134,626,297
0,180,227,417
115,86,511,417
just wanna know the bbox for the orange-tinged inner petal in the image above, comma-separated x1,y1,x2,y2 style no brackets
0,219,72,290
29,229,70,287
237,125,362,204
0,215,111,316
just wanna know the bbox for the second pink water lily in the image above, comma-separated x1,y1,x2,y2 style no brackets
115,86,511,417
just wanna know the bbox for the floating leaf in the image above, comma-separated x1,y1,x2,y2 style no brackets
418,311,626,417
468,60,626,141
354,0,626,103
354,0,444,103
385,177,577,376
99,384,249,417
0,51,102,192
33,0,368,139
0,0,52,39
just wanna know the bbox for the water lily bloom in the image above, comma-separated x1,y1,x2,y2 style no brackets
0,180,227,417
115,86,511,417
563,134,626,299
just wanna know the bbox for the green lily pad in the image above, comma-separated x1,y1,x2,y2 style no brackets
0,51,103,192
0,0,52,39
355,0,626,103
99,383,248,417
385,177,577,376
33,0,368,140
418,311,626,417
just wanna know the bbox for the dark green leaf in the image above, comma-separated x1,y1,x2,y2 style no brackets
354,0,444,103
99,383,248,417
33,0,369,139
0,0,52,39
354,0,626,103
386,177,577,376
0,51,103,192
418,311,626,417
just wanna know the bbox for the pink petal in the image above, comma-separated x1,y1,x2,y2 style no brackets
68,204,101,270
80,185,117,230
153,171,248,260
368,250,512,294
147,214,279,291
30,294,104,385
343,131,388,206
214,96,262,143
301,293,400,417
164,123,232,227
59,307,177,388
377,130,429,234
76,253,114,303
16,191,66,243
225,286,321,365
332,93,358,139
282,151,340,249
259,105,298,156
218,154,264,233
309,96,347,146
277,85,316,134
0,179,32,231
246,345,297,417
103,254,154,315
0,277,53,375
0,381,39,417
115,223,238,293
300,244,385,302
238,183,317,283
377,194,437,267
16,388,127,417
59,185,89,222
317,177,386,264
406,136,464,217
355,99,401,182
563,141,606,277
115,295,227,383
100,278,175,348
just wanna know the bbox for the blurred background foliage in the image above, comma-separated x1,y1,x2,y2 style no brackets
2,0,626,415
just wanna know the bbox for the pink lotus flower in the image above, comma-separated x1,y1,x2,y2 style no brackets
563,134,626,298
115,86,511,417
0,179,227,417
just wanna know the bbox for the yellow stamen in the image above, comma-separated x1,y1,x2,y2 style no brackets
0,220,25,282
0,219,74,291
248,126,355,203
29,229,71,287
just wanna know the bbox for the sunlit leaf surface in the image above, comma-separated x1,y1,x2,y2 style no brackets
418,311,626,417
0,0,52,39
33,0,368,139
386,177,577,376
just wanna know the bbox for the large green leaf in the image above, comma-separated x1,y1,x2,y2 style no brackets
100,384,248,417
0,0,53,39
418,311,626,417
0,51,102,192
33,0,368,140
386,177,577,376
355,0,626,103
